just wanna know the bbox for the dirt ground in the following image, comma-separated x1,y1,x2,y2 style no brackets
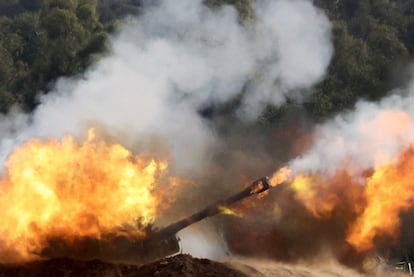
0,254,407,277
0,254,247,277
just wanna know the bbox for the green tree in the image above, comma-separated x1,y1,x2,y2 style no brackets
204,0,254,22
0,0,107,112
306,22,373,118
366,22,408,93
0,42,17,111
0,0,24,16
306,0,412,119
38,0,104,74
97,0,141,23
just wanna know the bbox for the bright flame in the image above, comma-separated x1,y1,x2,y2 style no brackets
290,174,311,193
290,174,345,218
347,145,414,251
219,206,243,217
0,130,172,262
267,111,414,253
269,166,292,187
273,151,414,252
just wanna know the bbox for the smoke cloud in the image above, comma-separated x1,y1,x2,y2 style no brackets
6,0,414,271
0,0,335,264
289,86,414,177
239,68,414,271
0,0,332,174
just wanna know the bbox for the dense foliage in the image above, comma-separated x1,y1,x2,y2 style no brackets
204,0,254,22
309,0,413,118
0,0,106,112
0,0,412,120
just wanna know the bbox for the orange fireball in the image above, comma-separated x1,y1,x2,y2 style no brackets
347,145,414,251
270,138,414,253
0,130,171,262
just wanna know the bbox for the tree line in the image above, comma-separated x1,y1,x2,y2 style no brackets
0,0,412,121
309,0,414,118
0,0,108,112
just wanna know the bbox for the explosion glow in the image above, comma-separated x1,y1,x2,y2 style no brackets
267,109,414,254
1,109,414,268
347,145,414,251
0,129,172,262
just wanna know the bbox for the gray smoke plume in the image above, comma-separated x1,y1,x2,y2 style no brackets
250,69,414,271
0,0,333,261
0,0,332,173
289,85,414,177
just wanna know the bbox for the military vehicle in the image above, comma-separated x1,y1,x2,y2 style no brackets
40,176,283,263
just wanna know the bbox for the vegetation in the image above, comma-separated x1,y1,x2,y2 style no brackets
0,0,106,112
204,0,254,22
308,0,413,118
97,0,141,23
0,0,412,120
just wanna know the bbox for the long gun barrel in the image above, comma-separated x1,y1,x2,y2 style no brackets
151,176,281,240
40,176,286,263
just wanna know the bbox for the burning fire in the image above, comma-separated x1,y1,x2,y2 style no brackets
0,129,173,262
269,143,414,253
1,109,413,263
347,145,414,251
219,206,243,217
269,166,292,187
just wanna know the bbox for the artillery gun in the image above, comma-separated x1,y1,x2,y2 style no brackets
41,176,284,263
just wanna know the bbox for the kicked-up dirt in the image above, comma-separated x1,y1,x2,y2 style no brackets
0,254,247,277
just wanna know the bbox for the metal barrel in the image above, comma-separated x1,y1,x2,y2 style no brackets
151,176,281,240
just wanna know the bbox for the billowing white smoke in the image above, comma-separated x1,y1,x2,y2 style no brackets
0,0,332,172
241,0,333,118
289,82,414,177
0,0,333,260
